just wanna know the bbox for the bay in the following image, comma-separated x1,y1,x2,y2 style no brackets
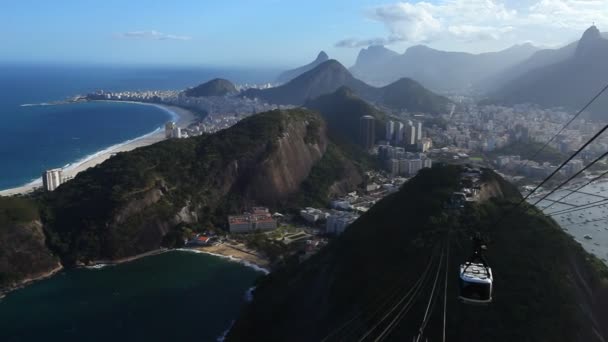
0,251,263,342
0,63,278,190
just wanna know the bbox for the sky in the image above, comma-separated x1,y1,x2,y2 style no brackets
1,0,607,68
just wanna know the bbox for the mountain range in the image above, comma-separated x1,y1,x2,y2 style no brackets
245,59,450,114
350,43,540,92
276,51,329,84
487,26,608,118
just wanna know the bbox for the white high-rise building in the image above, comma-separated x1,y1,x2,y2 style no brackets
405,122,416,145
396,122,405,144
416,121,423,141
386,120,395,141
42,168,63,191
172,127,182,139
165,122,176,138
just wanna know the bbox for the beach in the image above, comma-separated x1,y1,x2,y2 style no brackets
188,242,271,272
0,103,197,197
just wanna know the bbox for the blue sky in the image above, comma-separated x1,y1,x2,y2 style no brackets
1,0,605,68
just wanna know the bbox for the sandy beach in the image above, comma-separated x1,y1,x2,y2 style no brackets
0,102,197,197
193,243,271,271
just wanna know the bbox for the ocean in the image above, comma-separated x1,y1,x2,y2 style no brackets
0,251,264,342
0,63,278,190
0,63,277,340
536,181,608,263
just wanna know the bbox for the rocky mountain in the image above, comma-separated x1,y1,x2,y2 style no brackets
349,45,399,86
184,78,237,97
350,43,539,92
0,197,60,294
276,51,330,84
477,41,578,92
245,60,450,114
489,26,608,118
228,165,608,342
0,108,374,290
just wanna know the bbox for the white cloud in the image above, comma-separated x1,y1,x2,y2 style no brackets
527,0,608,28
337,0,608,48
118,30,191,41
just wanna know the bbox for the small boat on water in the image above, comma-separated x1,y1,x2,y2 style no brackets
584,235,593,240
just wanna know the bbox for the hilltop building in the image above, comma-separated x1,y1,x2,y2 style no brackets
42,168,63,191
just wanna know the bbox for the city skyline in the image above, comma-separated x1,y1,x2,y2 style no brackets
2,0,606,67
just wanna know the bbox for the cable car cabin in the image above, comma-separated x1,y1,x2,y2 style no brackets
459,262,493,305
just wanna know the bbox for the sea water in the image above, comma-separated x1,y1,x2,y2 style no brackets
0,63,277,190
0,251,264,342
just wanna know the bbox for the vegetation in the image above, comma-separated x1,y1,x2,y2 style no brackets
228,165,608,341
0,196,39,226
184,78,237,97
294,143,349,208
36,109,324,264
0,197,58,289
380,78,450,113
306,87,387,145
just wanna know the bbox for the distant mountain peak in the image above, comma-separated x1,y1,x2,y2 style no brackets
581,25,601,41
276,51,332,83
576,25,605,55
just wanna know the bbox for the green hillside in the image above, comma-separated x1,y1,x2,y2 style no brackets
184,78,237,97
38,109,328,264
228,165,608,341
305,87,387,147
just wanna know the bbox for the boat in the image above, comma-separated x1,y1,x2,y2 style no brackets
584,235,593,240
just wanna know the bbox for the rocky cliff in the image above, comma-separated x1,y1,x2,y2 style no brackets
0,197,61,293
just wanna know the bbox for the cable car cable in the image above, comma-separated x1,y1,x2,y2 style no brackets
486,81,608,227
415,244,445,342
531,150,608,208
442,240,450,342
518,83,608,170
547,199,608,216
320,266,430,342
337,271,426,342
372,245,445,342
358,246,440,342
494,121,608,227
540,169,608,212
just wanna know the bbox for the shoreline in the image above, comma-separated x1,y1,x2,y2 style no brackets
82,248,170,269
0,262,63,299
177,244,271,274
0,101,197,197
1,245,269,299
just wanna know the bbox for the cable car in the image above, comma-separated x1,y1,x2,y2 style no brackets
459,233,493,304
459,262,493,304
